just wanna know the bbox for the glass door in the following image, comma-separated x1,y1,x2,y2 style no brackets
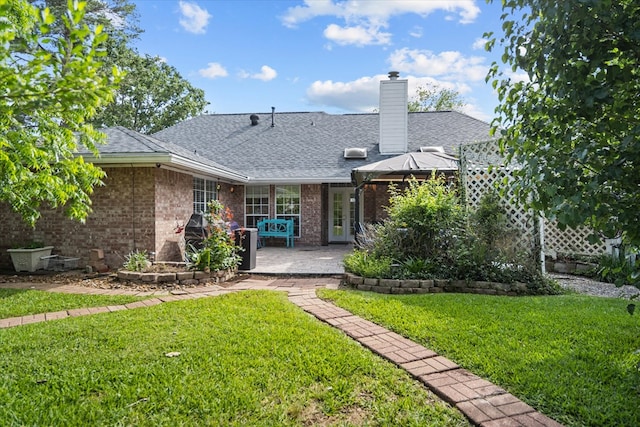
328,188,357,242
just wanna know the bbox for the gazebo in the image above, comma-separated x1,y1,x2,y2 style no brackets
350,151,459,235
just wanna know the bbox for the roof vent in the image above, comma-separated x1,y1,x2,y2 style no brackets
388,71,400,80
419,146,445,153
249,114,259,126
344,147,367,159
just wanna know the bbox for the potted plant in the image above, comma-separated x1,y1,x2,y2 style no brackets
7,242,54,272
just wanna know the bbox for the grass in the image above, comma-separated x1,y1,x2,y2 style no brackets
318,289,640,427
0,291,468,426
0,288,147,319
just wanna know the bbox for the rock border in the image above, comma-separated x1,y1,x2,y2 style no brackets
343,273,529,296
116,268,237,286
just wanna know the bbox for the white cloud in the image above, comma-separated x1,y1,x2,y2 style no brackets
505,70,530,84
306,75,382,112
323,23,391,46
472,37,488,50
305,72,490,121
178,1,211,34
282,0,480,28
239,65,278,81
388,48,488,82
198,62,228,79
409,26,423,38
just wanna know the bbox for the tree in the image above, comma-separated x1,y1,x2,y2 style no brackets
408,83,465,112
0,0,120,226
34,0,207,134
91,50,209,134
485,0,640,246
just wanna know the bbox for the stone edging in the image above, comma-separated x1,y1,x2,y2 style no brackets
344,273,528,295
116,268,236,285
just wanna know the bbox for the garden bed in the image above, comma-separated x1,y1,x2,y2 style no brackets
116,267,238,286
344,273,532,295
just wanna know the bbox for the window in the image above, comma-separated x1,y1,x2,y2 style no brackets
276,185,300,237
245,185,269,228
193,177,217,213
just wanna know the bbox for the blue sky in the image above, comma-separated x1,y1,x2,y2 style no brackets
130,0,517,123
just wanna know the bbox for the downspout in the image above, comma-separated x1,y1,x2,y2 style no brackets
131,165,136,250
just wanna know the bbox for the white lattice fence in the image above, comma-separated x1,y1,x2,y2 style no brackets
543,220,606,258
459,141,537,253
460,140,607,259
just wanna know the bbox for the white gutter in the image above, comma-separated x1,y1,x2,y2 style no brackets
80,153,249,183
248,177,351,185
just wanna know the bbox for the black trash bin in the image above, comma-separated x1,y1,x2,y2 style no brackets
235,228,257,270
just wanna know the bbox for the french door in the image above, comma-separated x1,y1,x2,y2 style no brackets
328,188,358,242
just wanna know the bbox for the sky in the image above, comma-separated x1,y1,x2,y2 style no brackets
129,0,518,123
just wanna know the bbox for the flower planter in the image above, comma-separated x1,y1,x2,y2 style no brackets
7,246,54,272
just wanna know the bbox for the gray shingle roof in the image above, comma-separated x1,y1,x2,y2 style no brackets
83,126,248,181
145,111,495,183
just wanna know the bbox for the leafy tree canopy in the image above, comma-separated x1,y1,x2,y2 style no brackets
0,0,120,226
408,83,465,112
35,0,207,134
485,0,640,246
91,49,209,134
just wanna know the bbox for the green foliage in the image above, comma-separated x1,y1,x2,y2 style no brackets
592,249,640,288
485,0,640,247
92,49,208,134
352,178,551,291
186,200,241,272
122,249,149,272
385,176,464,260
0,0,121,226
407,83,465,112
320,289,640,427
343,250,392,278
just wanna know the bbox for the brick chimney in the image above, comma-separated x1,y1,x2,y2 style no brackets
379,71,408,154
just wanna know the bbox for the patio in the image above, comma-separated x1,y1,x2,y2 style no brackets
249,244,352,275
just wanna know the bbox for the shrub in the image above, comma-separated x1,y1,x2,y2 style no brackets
349,177,554,293
186,201,242,272
123,249,150,272
592,248,640,287
385,175,464,260
343,250,392,278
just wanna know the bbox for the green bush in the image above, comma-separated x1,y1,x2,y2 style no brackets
592,249,640,287
350,178,554,293
186,201,242,272
123,249,150,272
343,250,392,278
385,175,464,260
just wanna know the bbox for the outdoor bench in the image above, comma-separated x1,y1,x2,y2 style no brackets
257,219,294,248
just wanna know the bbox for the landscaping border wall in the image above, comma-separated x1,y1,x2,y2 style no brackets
117,268,237,286
344,273,528,296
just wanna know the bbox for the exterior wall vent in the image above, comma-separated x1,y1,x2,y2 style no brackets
419,146,445,153
344,147,368,159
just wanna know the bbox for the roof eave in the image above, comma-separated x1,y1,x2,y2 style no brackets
248,177,351,185
79,153,249,183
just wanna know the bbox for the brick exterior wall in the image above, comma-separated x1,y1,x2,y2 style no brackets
363,184,392,223
218,182,245,227
154,168,192,262
300,184,322,245
0,172,395,271
0,167,197,271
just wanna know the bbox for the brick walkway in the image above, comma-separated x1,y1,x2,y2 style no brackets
0,277,563,427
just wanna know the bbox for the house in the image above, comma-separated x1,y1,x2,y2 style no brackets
0,73,494,270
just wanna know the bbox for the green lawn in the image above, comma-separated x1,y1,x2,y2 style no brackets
0,291,468,426
0,288,147,319
318,289,640,427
